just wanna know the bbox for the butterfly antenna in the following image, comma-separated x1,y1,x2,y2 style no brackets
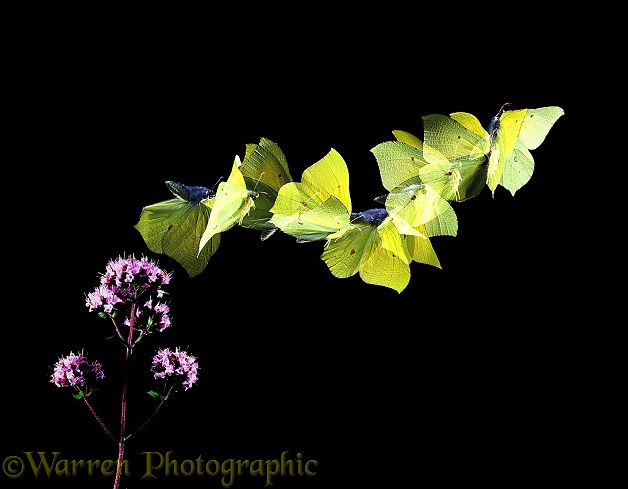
249,172,263,190
210,176,224,192
242,171,267,198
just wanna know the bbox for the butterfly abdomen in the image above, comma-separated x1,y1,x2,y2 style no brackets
166,181,215,203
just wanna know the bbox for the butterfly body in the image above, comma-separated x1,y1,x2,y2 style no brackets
350,207,388,226
487,102,512,139
165,181,215,203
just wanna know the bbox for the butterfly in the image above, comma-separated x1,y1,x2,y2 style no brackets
134,180,220,278
237,137,294,240
269,147,352,242
370,140,460,237
422,104,564,196
381,124,488,206
317,185,444,292
322,207,439,293
197,155,259,255
490,104,564,195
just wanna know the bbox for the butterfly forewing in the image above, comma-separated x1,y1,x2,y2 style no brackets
423,113,489,160
518,106,565,150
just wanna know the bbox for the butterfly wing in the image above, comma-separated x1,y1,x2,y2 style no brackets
518,106,565,150
402,228,441,269
238,138,294,236
383,176,454,236
371,140,428,192
322,210,411,293
421,113,488,201
499,138,534,196
269,148,351,241
423,112,490,160
423,204,458,237
134,194,220,278
485,108,527,194
270,192,351,242
198,157,256,254
497,106,564,195
372,140,458,232
418,143,465,201
300,148,352,211
391,129,423,149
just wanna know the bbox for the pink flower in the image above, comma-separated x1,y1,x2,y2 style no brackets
51,351,105,390
151,347,199,391
85,254,173,333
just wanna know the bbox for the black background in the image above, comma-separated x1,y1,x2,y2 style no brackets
5,8,587,489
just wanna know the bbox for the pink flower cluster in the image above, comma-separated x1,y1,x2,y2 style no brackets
85,254,172,333
50,351,105,389
151,347,199,390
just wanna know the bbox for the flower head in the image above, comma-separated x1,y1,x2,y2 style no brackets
51,351,105,390
151,347,199,391
85,254,173,334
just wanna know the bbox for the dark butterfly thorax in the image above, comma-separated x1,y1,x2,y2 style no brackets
351,207,388,226
166,181,215,203
487,102,512,141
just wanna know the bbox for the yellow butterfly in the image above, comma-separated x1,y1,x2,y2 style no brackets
197,155,258,255
135,181,220,278
422,104,564,196
269,148,351,242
